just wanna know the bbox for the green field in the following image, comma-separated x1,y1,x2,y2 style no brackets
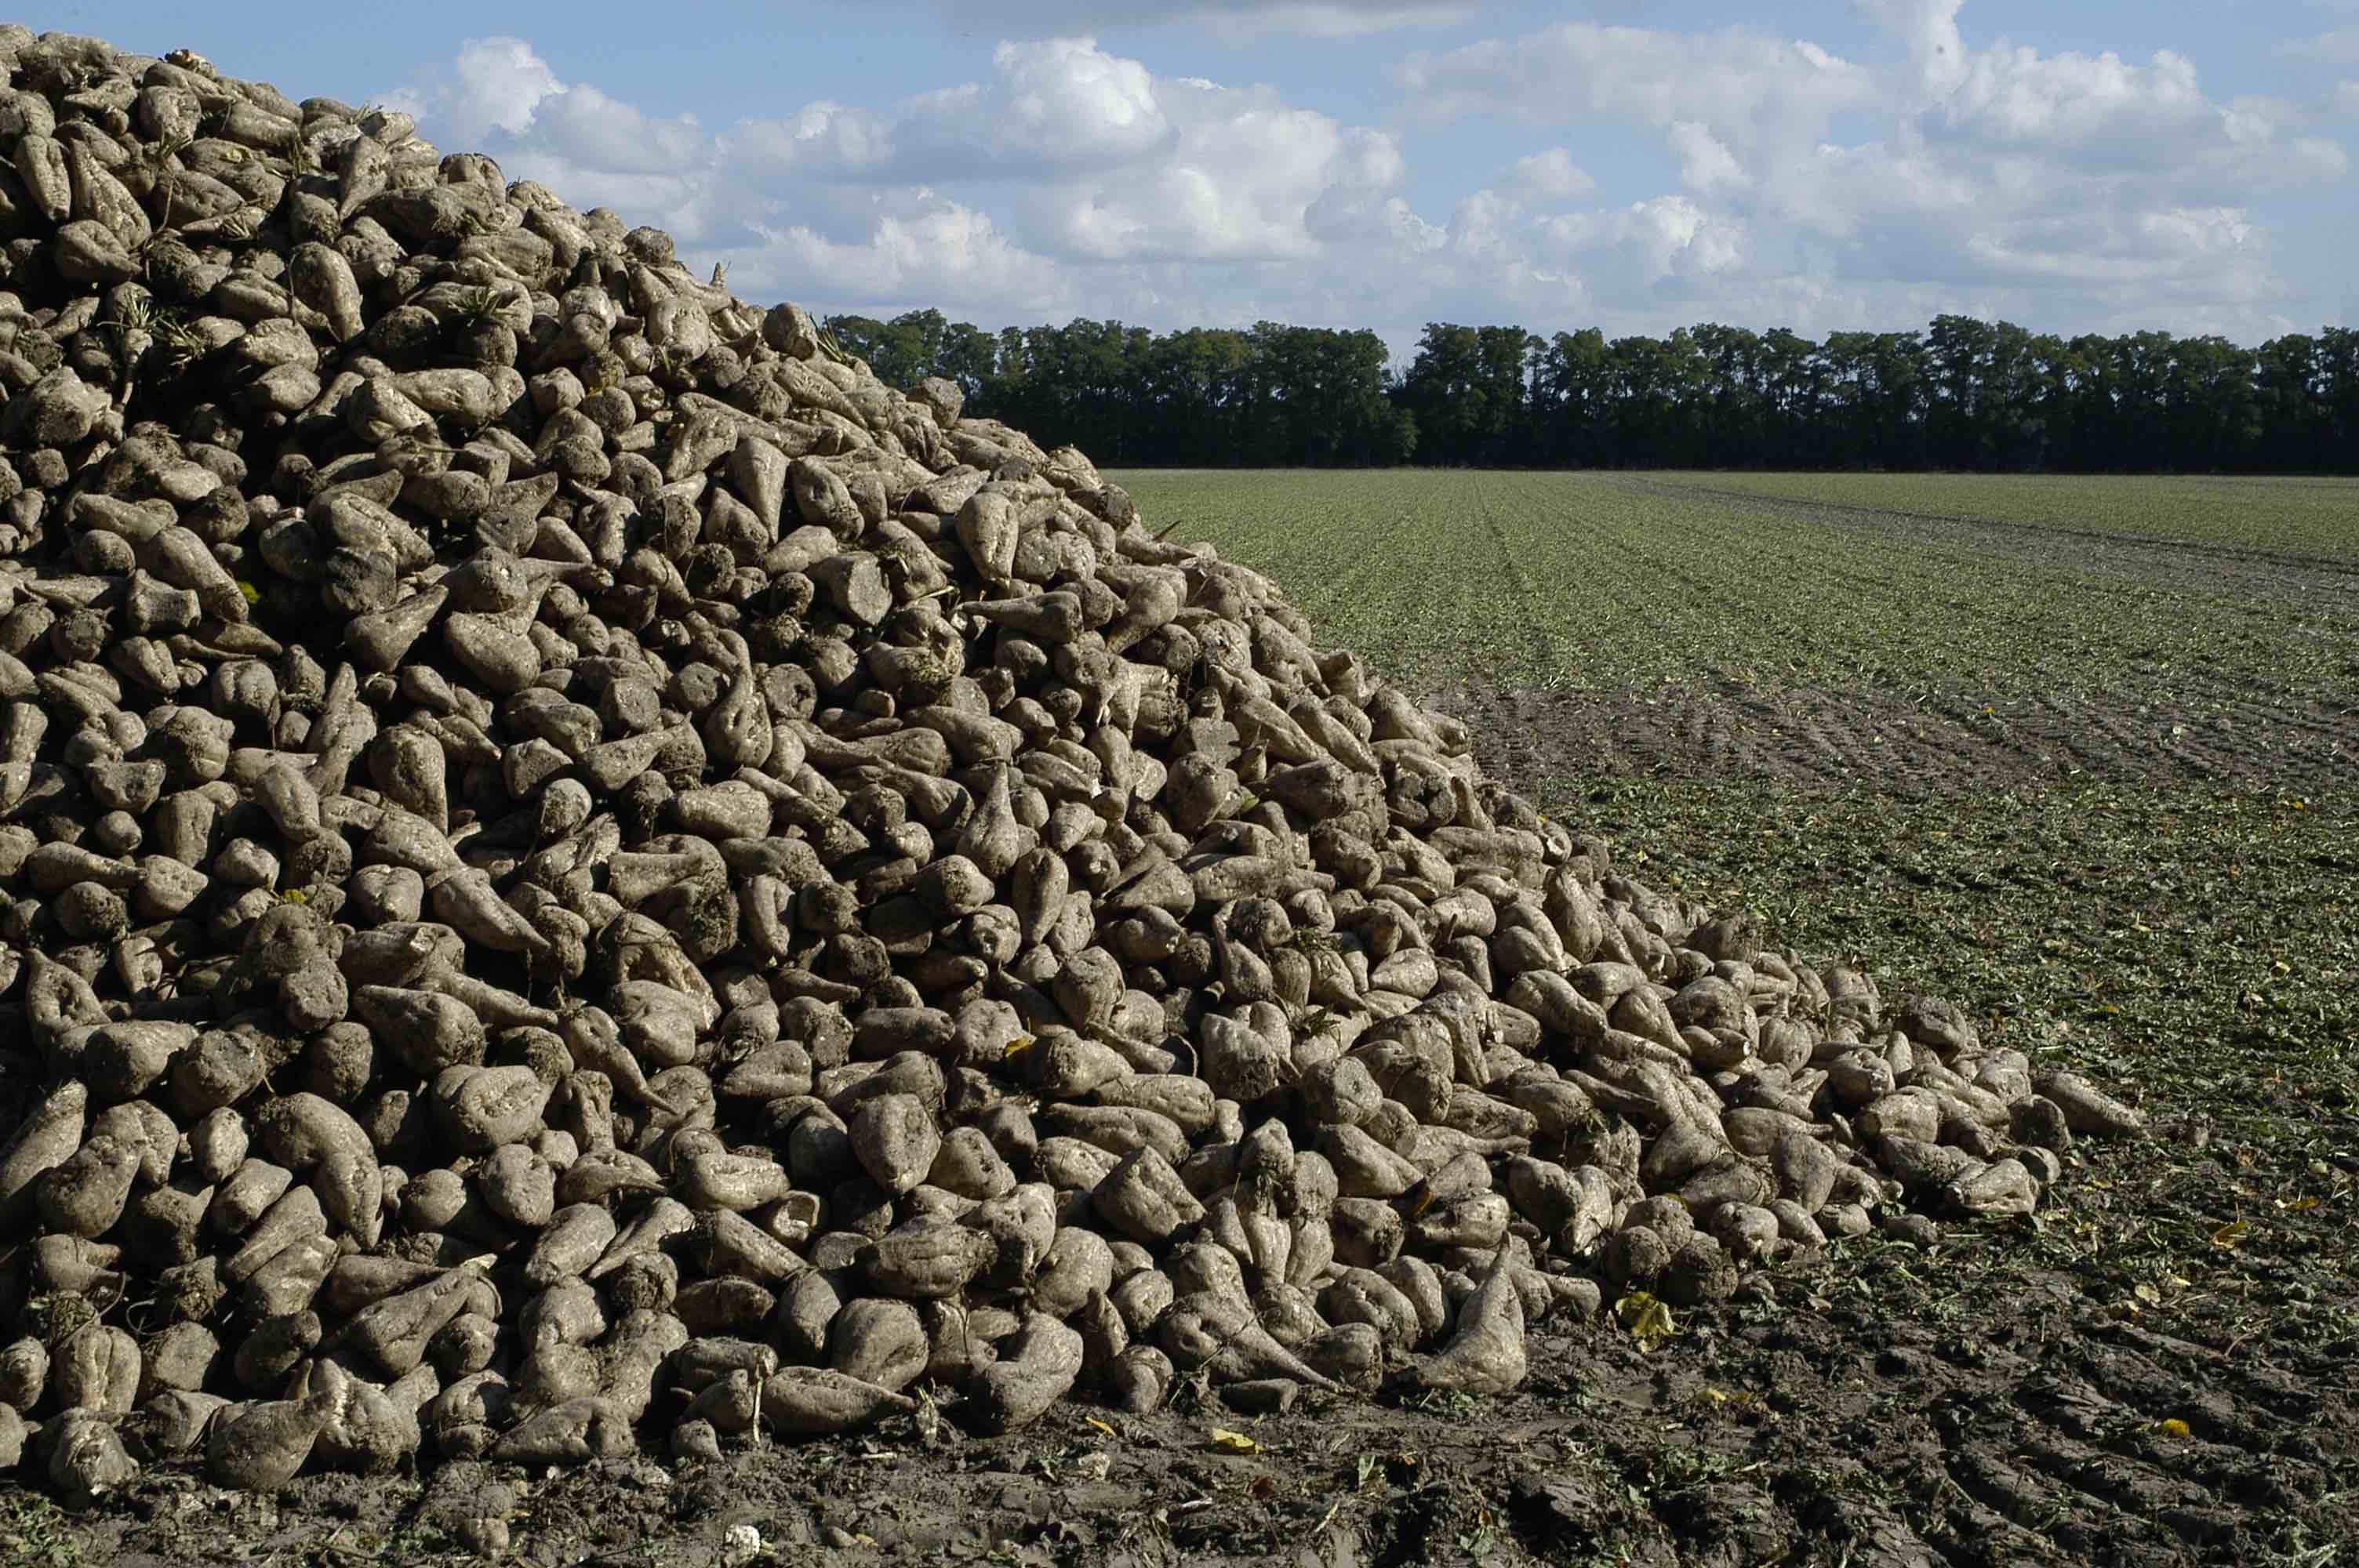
1655,470,2359,559
1111,469,2359,697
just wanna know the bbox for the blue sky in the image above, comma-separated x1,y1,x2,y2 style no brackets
63,2,2359,352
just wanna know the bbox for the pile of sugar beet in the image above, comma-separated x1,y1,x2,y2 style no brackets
0,28,2146,1505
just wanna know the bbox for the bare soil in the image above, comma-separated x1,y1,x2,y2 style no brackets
1434,676,2358,801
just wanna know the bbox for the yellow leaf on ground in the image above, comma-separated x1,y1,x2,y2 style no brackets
2157,1418,2192,1439
1210,1428,1260,1454
1616,1291,1678,1353
2211,1220,2249,1250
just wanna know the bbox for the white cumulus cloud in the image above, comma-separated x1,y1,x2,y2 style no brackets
1540,195,1747,285
387,37,718,241
387,33,1431,323
1393,3,2349,339
1502,148,1596,205
1667,122,1746,196
972,38,1170,167
1397,23,1881,144
385,35,562,143
380,6,2352,353
747,196,1074,314
722,102,896,177
904,1,1473,38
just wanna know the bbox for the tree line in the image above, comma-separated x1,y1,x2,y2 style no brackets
820,309,2359,474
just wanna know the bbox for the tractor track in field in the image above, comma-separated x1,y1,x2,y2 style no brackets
1432,673,2359,801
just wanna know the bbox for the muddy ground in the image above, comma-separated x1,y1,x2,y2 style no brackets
1434,673,2359,804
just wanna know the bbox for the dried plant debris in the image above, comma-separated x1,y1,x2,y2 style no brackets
0,27,2136,1493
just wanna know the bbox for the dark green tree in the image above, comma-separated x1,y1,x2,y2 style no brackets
810,307,2347,475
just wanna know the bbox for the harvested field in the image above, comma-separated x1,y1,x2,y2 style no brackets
1119,469,2359,796
1655,470,2359,561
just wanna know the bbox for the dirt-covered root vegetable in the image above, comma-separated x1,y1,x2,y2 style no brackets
962,1314,1085,1435
136,1392,233,1459
860,1216,996,1299
1,1082,89,1230
827,1298,929,1392
36,1134,143,1240
220,1286,307,1370
1395,1248,1528,1397
1158,1291,1338,1391
1106,1345,1176,1414
849,1094,942,1196
1092,1148,1205,1246
525,1204,620,1287
1295,1323,1383,1391
0,1337,49,1410
336,1266,489,1377
55,1325,141,1415
758,1368,918,1436
256,1094,383,1247
301,1359,424,1473
46,1408,139,1505
490,1398,637,1465
684,1368,762,1436
207,1392,331,1491
1943,1156,2039,1218
676,1149,793,1214
2032,1071,2143,1135
671,1418,724,1462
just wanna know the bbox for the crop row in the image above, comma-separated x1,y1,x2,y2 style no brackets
1648,471,2359,561
1112,470,2359,701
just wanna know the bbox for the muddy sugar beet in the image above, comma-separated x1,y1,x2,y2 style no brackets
0,27,2141,1495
